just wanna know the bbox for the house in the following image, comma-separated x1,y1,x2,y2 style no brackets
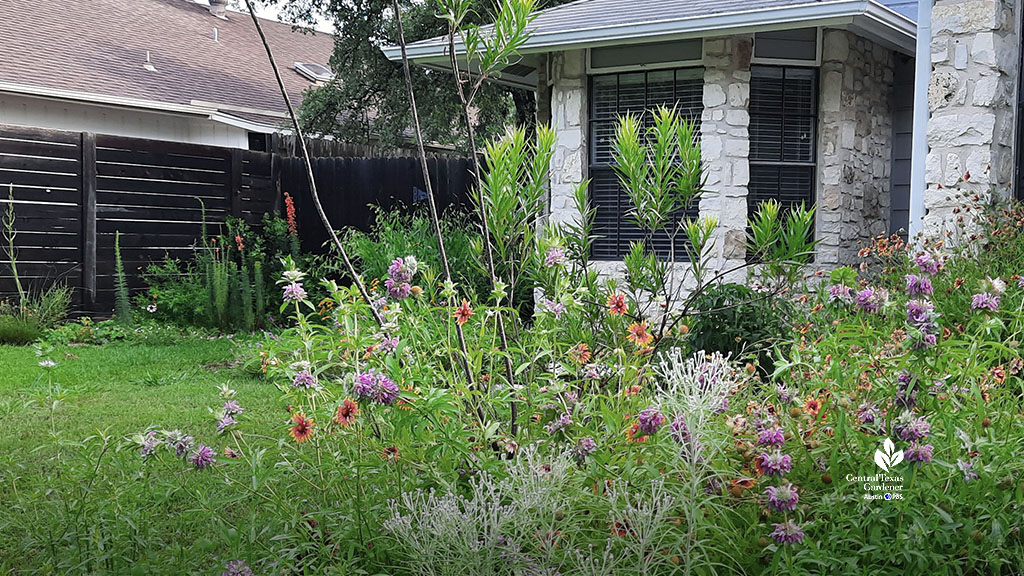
385,0,924,281
0,0,336,151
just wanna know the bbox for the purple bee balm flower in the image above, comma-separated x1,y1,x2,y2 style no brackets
765,482,799,512
217,415,236,433
856,401,878,425
669,414,690,445
971,292,1000,312
377,336,400,354
282,282,307,302
541,298,566,319
957,458,978,482
914,252,941,275
905,274,934,297
904,442,934,465
770,519,805,545
545,413,573,434
573,436,597,462
222,560,254,576
1018,276,1024,289
545,247,568,268
191,444,216,469
775,384,796,404
757,427,786,447
892,412,930,441
637,407,666,436
855,287,885,313
140,431,160,458
222,400,243,416
385,278,411,300
909,332,938,350
906,299,936,330
354,370,400,406
292,370,319,390
168,431,194,459
759,450,792,477
827,284,854,304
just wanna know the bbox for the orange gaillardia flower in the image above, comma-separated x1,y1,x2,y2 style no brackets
627,321,654,347
333,398,359,427
454,300,473,325
607,293,628,316
289,412,315,443
382,446,400,461
569,343,591,364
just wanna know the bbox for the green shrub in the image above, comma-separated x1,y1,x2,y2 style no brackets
0,314,42,345
685,282,793,372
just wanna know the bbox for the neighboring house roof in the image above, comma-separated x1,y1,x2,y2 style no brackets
0,0,335,131
383,0,916,82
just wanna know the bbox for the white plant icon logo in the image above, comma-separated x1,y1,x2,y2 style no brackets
874,438,904,472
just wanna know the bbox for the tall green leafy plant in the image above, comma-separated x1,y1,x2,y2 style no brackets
113,231,132,324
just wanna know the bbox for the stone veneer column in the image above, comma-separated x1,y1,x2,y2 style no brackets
925,0,1017,238
548,50,587,226
700,35,752,280
818,29,894,266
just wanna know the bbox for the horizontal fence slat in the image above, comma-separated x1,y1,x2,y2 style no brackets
97,175,226,196
96,191,229,211
96,161,230,185
96,147,228,172
0,168,81,189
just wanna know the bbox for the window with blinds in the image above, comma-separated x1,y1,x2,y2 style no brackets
748,66,818,221
588,68,704,261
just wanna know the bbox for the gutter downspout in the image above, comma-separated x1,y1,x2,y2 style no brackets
908,0,931,239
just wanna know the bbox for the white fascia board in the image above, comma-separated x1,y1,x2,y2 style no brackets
0,81,216,116
208,112,290,134
383,0,915,63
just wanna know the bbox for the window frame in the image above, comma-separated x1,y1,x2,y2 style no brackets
586,66,705,262
750,28,823,67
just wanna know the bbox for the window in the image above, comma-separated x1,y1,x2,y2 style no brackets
295,62,335,83
588,68,704,260
748,66,818,225
752,28,819,63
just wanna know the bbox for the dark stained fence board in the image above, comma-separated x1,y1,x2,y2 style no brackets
0,124,472,316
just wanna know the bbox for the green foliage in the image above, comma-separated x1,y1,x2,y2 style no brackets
684,282,792,373
113,231,133,325
0,314,42,345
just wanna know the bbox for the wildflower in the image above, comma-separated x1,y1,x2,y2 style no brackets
583,364,602,379
765,482,799,512
758,450,792,477
775,384,796,404
906,299,937,331
545,413,573,434
856,401,878,425
222,400,243,416
625,422,647,443
284,192,298,235
377,336,399,354
541,298,566,319
146,304,157,313
669,414,691,445
223,445,240,459
545,247,567,267
282,282,307,302
217,415,236,433
892,412,930,441
385,278,411,300
769,519,805,545
354,370,400,406
971,292,999,312
854,287,885,313
905,274,933,296
827,284,854,304
569,343,591,364
757,427,785,447
289,412,315,443
382,446,400,460
914,252,941,275
334,398,359,427
957,458,979,482
453,300,473,325
606,293,627,316
1019,276,1024,289
572,436,597,463
38,359,56,368
985,276,1007,295
140,431,160,458
234,235,245,252
637,407,665,436
191,445,216,469
627,321,654,348
803,396,822,416
292,370,319,390
222,560,254,576
387,256,417,284
167,431,195,459
904,442,934,465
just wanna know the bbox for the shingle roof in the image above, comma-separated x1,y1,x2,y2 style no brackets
387,0,916,62
0,0,335,120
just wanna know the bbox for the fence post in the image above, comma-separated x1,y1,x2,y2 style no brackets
229,148,242,218
80,132,97,311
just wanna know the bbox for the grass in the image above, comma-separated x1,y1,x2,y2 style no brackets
0,330,291,574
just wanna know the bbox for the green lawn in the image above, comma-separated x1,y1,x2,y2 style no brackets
0,331,291,574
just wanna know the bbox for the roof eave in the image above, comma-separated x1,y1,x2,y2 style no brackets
383,0,916,63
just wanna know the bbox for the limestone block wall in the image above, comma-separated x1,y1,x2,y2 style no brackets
548,49,587,227
925,0,1018,238
817,29,895,266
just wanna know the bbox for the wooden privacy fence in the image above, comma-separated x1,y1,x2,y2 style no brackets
0,124,473,314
